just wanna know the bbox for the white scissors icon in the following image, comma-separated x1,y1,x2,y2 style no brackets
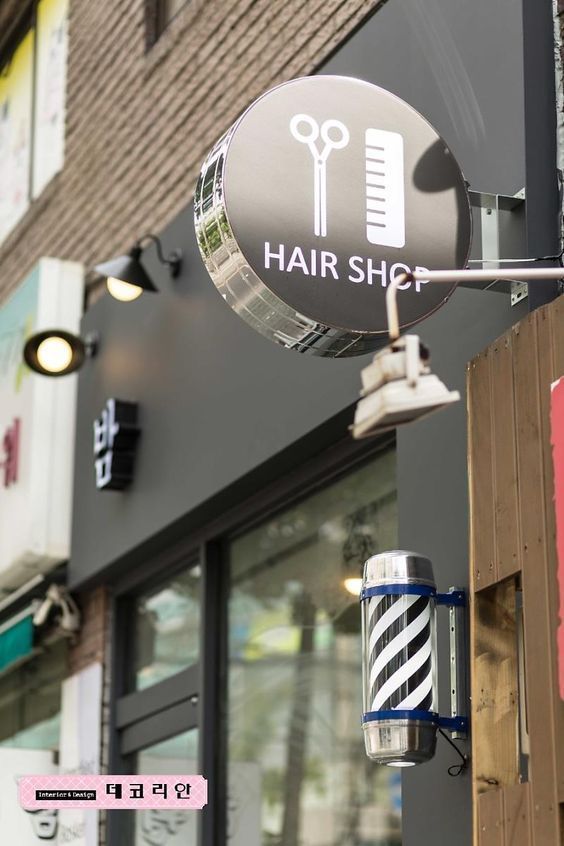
290,113,350,238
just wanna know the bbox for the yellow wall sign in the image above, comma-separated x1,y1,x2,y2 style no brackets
33,0,69,197
0,0,69,244
0,32,34,243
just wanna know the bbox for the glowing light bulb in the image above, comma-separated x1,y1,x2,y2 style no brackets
36,336,73,373
344,577,363,596
106,276,143,302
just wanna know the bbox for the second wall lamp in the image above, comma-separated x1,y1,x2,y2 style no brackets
94,234,183,302
23,330,98,377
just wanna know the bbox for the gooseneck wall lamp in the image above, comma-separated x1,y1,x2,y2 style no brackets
352,267,564,438
23,330,98,377
361,550,467,766
94,234,183,302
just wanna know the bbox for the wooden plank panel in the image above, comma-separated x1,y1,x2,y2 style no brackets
513,315,560,844
478,789,504,846
537,303,564,803
491,331,521,580
502,783,531,846
469,351,497,590
471,579,519,804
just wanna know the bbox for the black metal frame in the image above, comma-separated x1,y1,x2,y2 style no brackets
117,665,200,753
198,541,228,846
106,425,393,846
107,548,202,843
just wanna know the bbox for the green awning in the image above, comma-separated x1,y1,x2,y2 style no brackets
0,612,34,673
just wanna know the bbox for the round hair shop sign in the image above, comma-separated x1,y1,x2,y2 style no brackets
194,75,472,357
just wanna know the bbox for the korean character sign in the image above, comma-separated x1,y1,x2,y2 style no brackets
106,783,122,800
18,775,207,811
93,398,140,490
173,783,191,800
152,784,168,800
0,417,20,487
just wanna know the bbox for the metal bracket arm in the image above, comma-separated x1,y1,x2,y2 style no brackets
439,585,468,740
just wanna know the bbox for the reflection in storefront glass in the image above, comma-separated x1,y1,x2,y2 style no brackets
135,729,198,846
133,566,201,691
227,448,400,846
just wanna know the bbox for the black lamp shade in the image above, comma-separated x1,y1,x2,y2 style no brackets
23,329,86,377
94,247,158,293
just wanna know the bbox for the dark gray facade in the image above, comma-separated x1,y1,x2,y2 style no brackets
69,1,553,843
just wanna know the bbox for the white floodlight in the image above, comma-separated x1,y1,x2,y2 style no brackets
33,584,80,635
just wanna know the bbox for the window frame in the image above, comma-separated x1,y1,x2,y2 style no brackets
108,548,206,843
108,426,393,846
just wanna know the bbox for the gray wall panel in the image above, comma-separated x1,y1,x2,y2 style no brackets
70,212,371,584
323,0,526,195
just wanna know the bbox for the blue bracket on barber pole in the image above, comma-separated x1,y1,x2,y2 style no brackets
437,715,469,733
440,587,469,739
436,589,466,607
361,585,466,605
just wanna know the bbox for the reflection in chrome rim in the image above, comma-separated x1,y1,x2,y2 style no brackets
193,124,386,358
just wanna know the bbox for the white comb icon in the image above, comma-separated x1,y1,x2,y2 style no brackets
365,128,405,248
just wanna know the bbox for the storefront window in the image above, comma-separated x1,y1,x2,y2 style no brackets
227,449,401,846
133,565,201,691
134,729,199,846
0,638,67,752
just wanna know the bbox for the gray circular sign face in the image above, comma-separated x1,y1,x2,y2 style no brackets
194,76,471,357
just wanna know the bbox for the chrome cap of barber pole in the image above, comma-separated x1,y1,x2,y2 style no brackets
363,549,435,588
361,550,439,766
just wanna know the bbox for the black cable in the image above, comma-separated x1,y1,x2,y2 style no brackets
438,728,469,777
531,250,564,265
468,252,564,264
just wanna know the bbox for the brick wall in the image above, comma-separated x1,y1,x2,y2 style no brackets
68,586,108,674
0,0,383,303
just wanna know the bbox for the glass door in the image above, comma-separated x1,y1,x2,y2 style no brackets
225,448,401,846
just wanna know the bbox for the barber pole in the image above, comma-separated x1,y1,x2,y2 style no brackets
361,550,468,766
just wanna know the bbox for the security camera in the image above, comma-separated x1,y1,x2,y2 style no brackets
32,584,80,635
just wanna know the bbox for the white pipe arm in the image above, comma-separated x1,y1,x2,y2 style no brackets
386,267,564,340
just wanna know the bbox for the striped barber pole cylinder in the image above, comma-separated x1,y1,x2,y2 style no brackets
361,551,439,766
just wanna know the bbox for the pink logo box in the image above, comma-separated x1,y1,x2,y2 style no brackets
19,775,207,810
